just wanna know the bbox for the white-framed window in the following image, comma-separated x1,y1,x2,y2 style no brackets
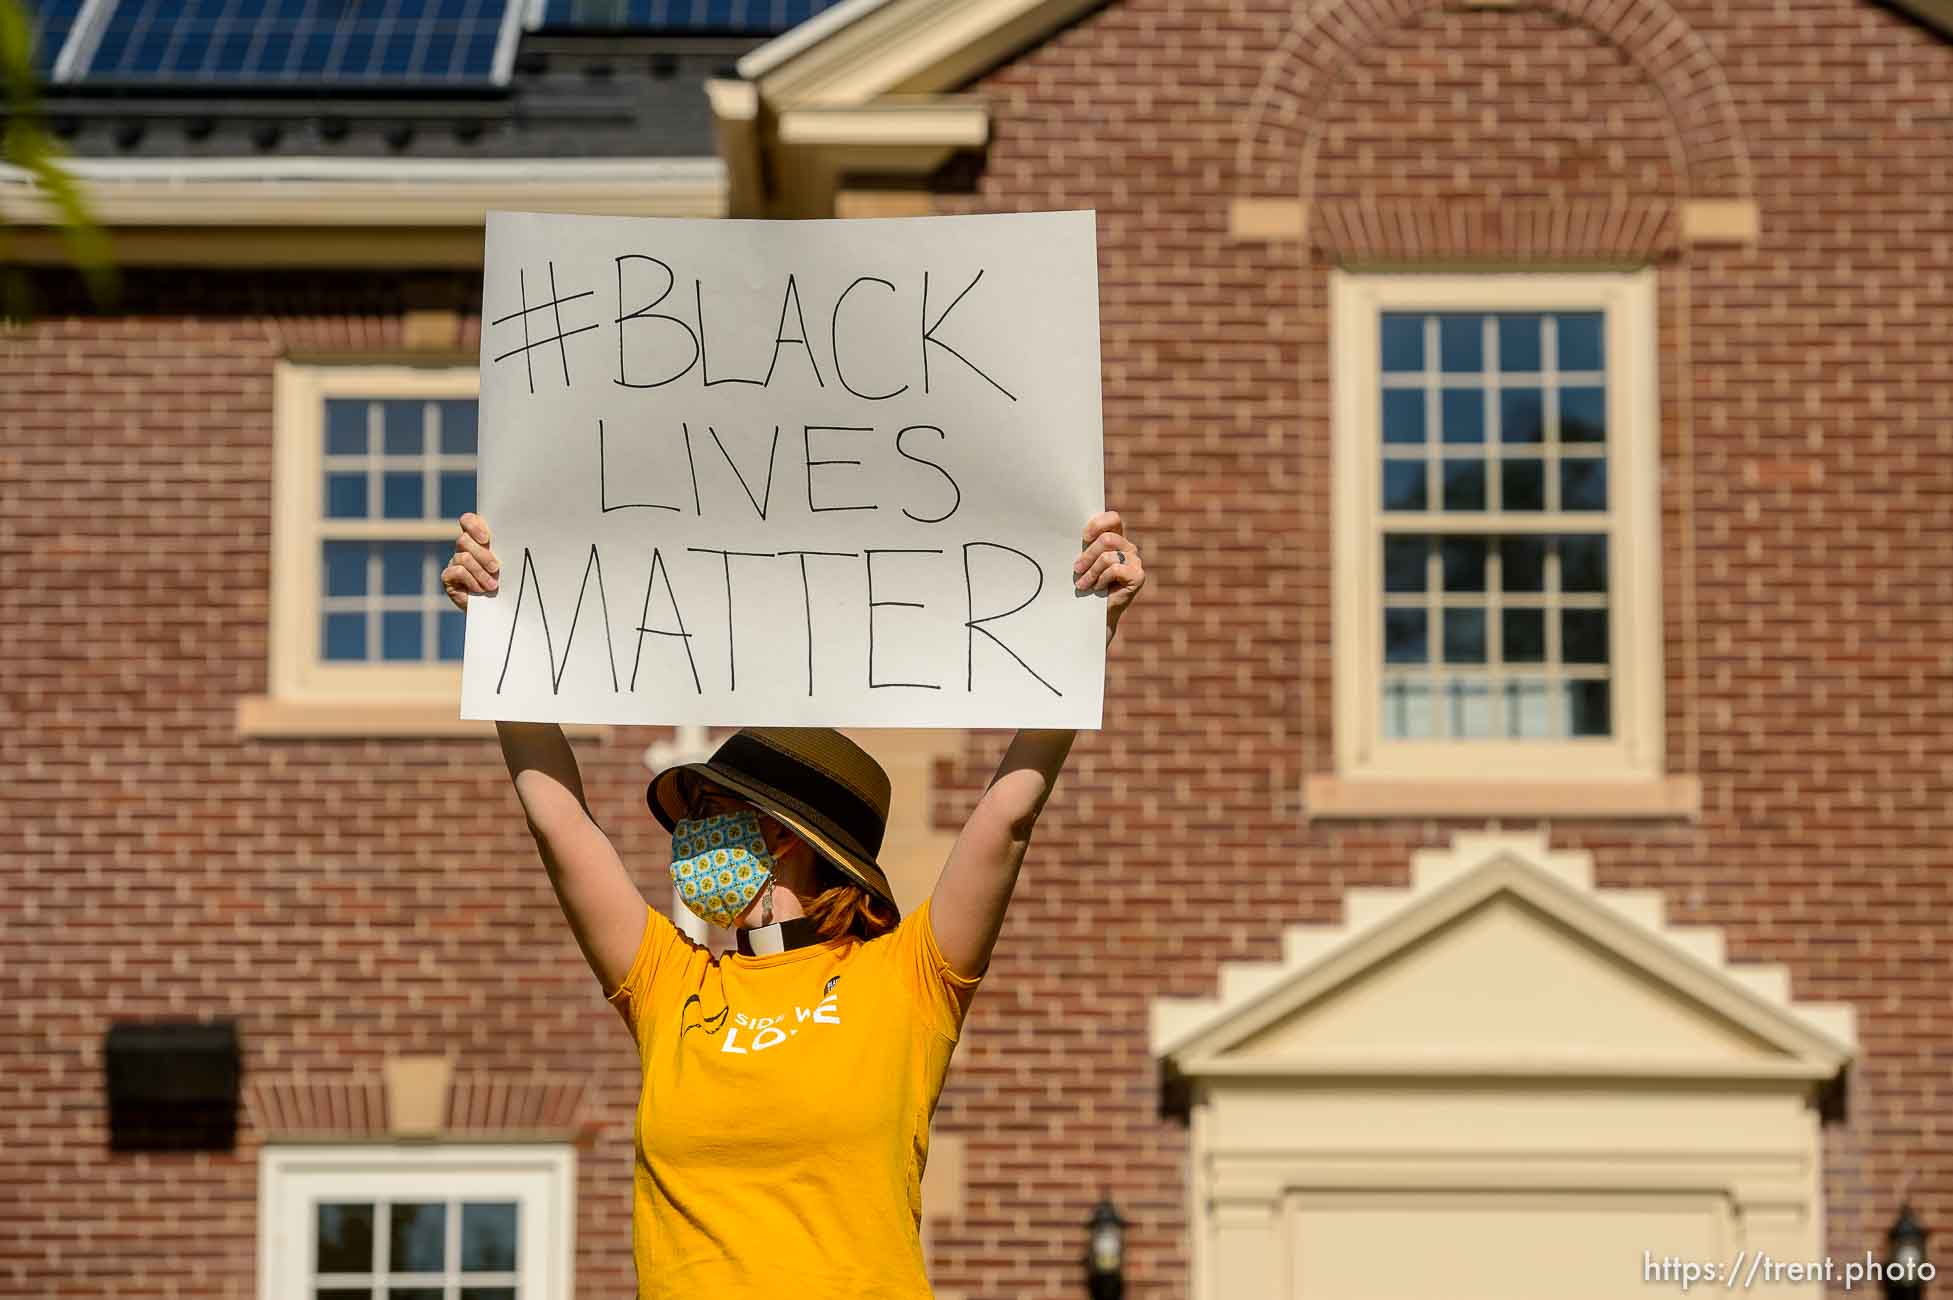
256,1143,575,1300
268,362,478,705
1327,270,1665,786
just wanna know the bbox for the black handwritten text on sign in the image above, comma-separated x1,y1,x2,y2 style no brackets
460,211,1105,729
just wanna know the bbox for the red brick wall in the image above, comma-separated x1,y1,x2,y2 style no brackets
925,0,1953,1296
0,272,662,1296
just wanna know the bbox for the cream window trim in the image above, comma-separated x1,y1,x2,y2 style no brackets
264,361,478,731
256,1142,575,1300
1303,774,1699,821
1323,270,1671,806
234,697,610,740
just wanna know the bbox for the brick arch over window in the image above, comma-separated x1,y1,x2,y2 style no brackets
1238,0,1753,204
1303,7,1692,261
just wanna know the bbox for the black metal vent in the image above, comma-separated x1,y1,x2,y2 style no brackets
104,1020,240,1153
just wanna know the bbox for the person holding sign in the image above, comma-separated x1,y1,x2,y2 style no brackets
442,506,1146,1298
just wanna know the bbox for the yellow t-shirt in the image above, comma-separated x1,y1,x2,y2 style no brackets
604,893,983,1298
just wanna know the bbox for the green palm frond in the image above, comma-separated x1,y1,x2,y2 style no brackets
1,0,118,319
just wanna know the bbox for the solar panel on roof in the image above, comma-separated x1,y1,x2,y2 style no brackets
24,0,87,74
538,0,847,34
81,0,515,86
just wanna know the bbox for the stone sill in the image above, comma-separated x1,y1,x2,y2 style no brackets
237,696,611,740
1304,775,1700,821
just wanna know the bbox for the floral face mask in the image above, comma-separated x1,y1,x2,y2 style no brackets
669,808,776,929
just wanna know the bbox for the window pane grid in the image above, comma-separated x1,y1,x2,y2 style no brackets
322,398,476,523
1380,312,1609,518
319,542,461,664
1376,516,1605,534
313,1197,519,1292
1377,307,1616,742
322,457,475,468
317,395,475,667
1378,532,1612,741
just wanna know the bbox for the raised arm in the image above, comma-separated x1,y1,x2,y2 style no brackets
445,513,651,994
928,510,1147,979
496,721,650,995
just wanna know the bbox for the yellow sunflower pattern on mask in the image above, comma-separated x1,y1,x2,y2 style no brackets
669,809,775,928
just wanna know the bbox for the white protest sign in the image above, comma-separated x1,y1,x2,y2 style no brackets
461,210,1105,728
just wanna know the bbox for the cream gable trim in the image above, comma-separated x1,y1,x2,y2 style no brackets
777,101,989,149
737,0,1106,107
1166,832,1854,1300
737,0,902,80
715,0,1103,215
757,101,991,217
1153,832,1856,1082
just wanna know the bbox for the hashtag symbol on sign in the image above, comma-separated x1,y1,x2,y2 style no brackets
491,262,600,394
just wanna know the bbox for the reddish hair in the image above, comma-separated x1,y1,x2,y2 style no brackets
799,857,899,943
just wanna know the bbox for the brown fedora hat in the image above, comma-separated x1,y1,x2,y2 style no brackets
646,728,900,916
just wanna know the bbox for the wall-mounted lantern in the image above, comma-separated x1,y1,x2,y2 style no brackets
1883,1203,1931,1300
1086,1194,1126,1300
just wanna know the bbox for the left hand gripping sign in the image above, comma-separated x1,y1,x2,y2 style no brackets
461,210,1106,729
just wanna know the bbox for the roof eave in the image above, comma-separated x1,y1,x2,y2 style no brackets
0,156,727,265
0,156,726,227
